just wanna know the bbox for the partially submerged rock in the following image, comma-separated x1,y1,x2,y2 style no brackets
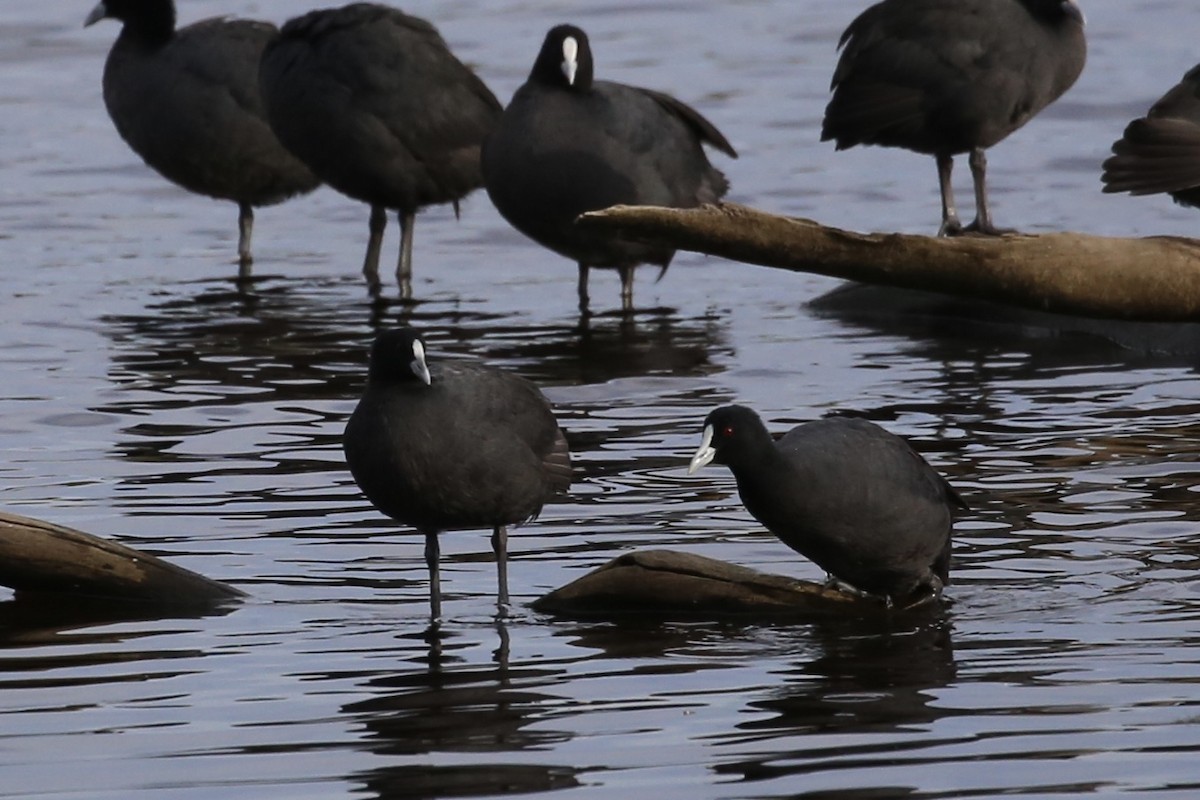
533,549,938,619
0,510,244,606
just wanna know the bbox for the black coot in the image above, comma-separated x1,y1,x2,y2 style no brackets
1102,64,1200,209
688,405,964,604
482,24,737,314
343,328,572,618
260,4,502,298
821,0,1087,236
85,0,320,276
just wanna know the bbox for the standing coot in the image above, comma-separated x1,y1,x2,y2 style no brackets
482,24,737,314
343,328,572,618
1102,64,1200,210
259,4,502,298
688,405,964,604
821,0,1087,236
85,0,320,276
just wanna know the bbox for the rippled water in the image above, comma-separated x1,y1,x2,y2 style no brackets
3,1,1200,797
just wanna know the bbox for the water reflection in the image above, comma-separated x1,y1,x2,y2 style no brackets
0,594,234,700
344,620,584,799
346,667,568,755
744,616,954,735
97,276,732,404
0,594,235,648
12,1,1200,796
811,283,1200,364
357,764,581,800
93,278,735,534
711,616,957,788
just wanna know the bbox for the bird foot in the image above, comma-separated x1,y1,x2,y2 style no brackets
822,574,875,600
963,219,1016,236
823,574,947,610
937,219,964,237
941,219,1016,237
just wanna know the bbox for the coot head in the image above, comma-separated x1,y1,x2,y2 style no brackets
530,24,594,90
367,328,433,386
688,405,773,473
85,0,174,37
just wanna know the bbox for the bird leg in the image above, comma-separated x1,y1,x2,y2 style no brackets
397,209,415,302
964,147,1011,235
363,205,386,296
491,525,509,608
424,530,442,619
577,263,591,316
823,573,892,606
618,265,634,313
935,153,963,237
237,202,254,278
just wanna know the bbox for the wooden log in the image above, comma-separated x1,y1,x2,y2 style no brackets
0,510,245,605
532,549,937,619
577,202,1200,322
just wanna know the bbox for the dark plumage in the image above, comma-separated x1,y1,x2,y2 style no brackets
822,0,1087,236
259,4,502,298
85,0,320,276
1102,64,1200,209
688,405,964,604
343,329,572,618
482,24,737,314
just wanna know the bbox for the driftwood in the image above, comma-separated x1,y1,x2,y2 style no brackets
577,202,1200,322
533,549,936,619
0,510,244,605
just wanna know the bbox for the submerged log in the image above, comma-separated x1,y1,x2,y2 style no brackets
533,549,935,619
0,510,245,605
577,202,1200,322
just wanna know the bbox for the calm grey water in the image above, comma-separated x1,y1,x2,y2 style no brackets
2,1,1200,798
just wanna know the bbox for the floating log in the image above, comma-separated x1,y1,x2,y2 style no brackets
533,549,935,619
0,510,245,605
577,202,1200,322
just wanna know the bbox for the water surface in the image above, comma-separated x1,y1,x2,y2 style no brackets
2,1,1200,798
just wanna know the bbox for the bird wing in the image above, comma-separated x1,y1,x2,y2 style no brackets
637,87,738,158
438,363,572,496
1102,117,1200,196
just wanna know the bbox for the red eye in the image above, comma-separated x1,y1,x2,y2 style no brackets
721,425,735,438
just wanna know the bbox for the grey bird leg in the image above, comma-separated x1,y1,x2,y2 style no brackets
936,153,963,237
491,525,509,607
237,202,254,278
618,265,634,313
824,573,895,607
577,263,591,315
966,147,1003,235
397,209,415,302
363,205,386,296
424,530,442,619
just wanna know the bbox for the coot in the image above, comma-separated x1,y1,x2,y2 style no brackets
482,24,737,313
343,328,572,618
1102,64,1200,209
260,4,502,298
85,0,320,276
822,0,1087,236
688,405,964,604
